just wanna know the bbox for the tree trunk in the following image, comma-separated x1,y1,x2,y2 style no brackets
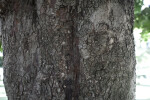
2,0,135,100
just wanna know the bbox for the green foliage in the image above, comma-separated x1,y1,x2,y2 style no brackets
134,0,150,41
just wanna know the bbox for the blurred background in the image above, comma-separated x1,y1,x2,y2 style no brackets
134,0,150,100
0,0,150,100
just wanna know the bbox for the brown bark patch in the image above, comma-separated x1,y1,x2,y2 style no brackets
48,0,56,8
56,7,69,22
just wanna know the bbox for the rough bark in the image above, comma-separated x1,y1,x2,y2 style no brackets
2,0,135,100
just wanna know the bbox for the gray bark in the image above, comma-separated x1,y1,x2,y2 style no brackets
2,0,135,100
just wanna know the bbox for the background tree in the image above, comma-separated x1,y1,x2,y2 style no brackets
1,0,135,100
134,0,150,41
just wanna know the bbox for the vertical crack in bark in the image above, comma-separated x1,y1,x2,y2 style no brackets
32,0,38,25
65,18,80,100
64,20,74,100
64,1,80,100
73,1,80,99
73,36,80,100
